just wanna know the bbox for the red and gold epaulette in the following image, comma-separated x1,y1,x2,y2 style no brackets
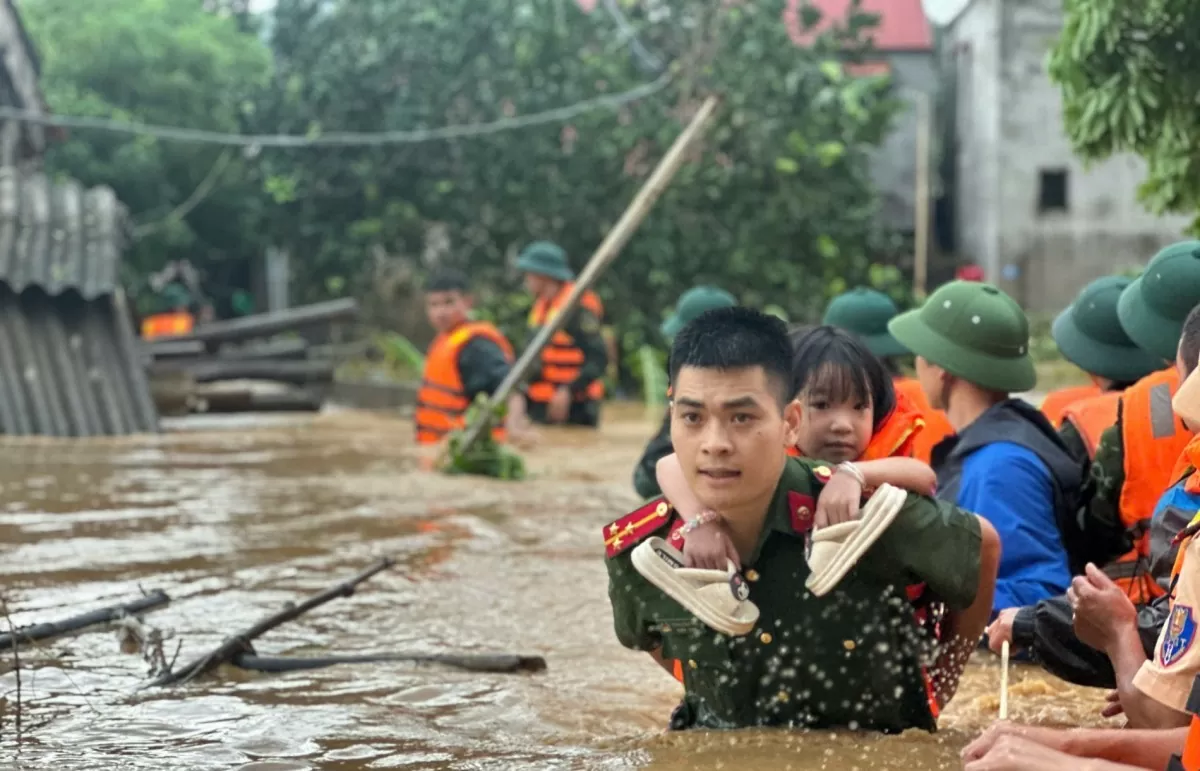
603,498,676,558
788,491,815,534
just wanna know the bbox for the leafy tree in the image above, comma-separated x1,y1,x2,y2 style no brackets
1049,0,1200,231
22,0,273,313
258,0,904,380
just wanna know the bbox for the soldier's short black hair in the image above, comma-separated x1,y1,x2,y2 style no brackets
669,307,795,408
790,325,896,432
1180,303,1200,376
425,269,471,294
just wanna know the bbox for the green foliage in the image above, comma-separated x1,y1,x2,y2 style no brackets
1049,0,1200,231
440,395,526,480
23,0,274,313
258,0,904,389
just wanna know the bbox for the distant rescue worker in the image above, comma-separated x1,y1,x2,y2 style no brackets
1045,275,1159,449
604,307,999,733
822,287,953,464
632,285,737,498
516,241,608,427
414,269,526,446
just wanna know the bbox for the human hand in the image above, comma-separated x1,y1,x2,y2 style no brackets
547,386,571,423
682,517,740,571
1069,564,1137,653
986,609,1019,654
961,721,1069,765
814,468,862,529
1100,689,1124,719
963,733,1082,771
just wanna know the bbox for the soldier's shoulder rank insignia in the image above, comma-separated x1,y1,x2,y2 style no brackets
602,499,674,558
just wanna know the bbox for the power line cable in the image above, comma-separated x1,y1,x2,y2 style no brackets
0,72,672,148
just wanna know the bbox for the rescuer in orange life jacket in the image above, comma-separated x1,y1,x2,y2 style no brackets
512,241,609,428
413,269,532,448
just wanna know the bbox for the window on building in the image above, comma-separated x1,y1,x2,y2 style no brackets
1038,169,1069,213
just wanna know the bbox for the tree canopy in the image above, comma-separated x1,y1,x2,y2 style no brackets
28,0,908,385
22,0,273,313
1049,0,1200,231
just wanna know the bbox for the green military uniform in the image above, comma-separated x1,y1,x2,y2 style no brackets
517,242,609,427
606,457,982,732
823,287,910,359
632,286,737,498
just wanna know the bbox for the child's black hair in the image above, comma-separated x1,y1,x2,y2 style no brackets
425,268,471,294
791,325,896,430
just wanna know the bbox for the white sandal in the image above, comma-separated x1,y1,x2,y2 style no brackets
631,537,759,636
805,483,907,597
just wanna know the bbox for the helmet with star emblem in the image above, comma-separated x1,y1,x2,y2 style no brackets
888,281,1035,393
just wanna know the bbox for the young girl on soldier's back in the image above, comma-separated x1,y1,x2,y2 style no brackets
657,325,936,570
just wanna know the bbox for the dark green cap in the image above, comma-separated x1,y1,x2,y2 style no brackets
516,241,574,282
661,286,737,338
822,287,909,358
1117,240,1200,361
1052,275,1161,383
888,281,1035,392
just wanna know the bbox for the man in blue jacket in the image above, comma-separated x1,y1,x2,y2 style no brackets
889,281,1083,613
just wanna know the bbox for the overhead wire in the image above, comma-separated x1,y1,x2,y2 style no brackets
0,71,673,148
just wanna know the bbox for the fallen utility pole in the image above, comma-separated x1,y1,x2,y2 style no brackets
149,557,393,687
0,590,170,651
451,94,722,458
234,652,547,675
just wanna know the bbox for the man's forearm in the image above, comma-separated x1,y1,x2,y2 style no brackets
1109,625,1190,729
935,518,1000,704
1062,726,1188,768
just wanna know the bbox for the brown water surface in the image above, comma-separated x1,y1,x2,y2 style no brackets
0,404,1114,769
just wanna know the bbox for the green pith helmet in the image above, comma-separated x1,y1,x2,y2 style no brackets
888,281,1035,392
515,241,574,282
1052,275,1161,382
1117,240,1200,361
822,287,909,359
661,286,737,338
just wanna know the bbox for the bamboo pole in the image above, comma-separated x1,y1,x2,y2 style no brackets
913,91,932,300
452,94,723,457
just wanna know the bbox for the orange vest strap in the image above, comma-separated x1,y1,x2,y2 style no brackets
1181,715,1200,770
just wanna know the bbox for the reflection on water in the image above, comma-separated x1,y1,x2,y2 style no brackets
0,404,1114,769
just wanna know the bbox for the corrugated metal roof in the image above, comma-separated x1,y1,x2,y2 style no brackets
0,167,127,299
0,285,158,436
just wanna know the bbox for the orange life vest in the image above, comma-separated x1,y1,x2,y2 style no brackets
1061,391,1122,459
786,392,924,461
893,378,953,464
1040,383,1103,427
414,322,514,445
526,282,605,404
1178,716,1200,771
141,311,195,339
1104,368,1191,602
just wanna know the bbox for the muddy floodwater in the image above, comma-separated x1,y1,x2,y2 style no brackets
0,404,1116,770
